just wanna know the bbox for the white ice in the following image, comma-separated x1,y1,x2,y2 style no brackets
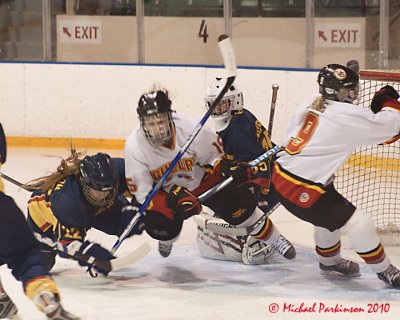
1,148,399,320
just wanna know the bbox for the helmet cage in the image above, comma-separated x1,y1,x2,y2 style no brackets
205,83,243,119
140,112,174,147
80,180,117,207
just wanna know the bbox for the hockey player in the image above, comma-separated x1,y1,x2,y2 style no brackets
124,86,291,259
195,80,296,264
26,150,142,276
271,63,400,287
0,123,80,319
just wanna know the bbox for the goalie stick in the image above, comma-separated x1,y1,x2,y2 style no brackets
268,84,279,137
111,34,237,254
34,233,151,274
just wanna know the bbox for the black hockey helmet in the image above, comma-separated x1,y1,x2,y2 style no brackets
318,64,359,103
137,90,172,117
137,90,175,146
79,153,119,207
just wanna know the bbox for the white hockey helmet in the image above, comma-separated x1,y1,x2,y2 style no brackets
205,78,243,131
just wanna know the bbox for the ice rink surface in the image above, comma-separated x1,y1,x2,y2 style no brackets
1,148,400,320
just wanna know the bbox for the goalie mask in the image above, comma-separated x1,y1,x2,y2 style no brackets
318,64,359,103
79,153,119,207
137,90,175,147
205,79,243,131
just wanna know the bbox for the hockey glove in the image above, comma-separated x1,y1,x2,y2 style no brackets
219,159,252,185
166,185,202,220
76,241,115,276
371,85,400,113
118,205,145,237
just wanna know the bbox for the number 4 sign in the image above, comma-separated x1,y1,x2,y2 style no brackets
198,19,209,43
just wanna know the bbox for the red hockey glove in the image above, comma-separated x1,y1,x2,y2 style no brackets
166,185,202,220
371,85,400,114
219,159,252,185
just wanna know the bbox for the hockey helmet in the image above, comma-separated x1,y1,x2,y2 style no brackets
79,153,119,207
318,64,359,103
205,78,243,131
137,90,175,147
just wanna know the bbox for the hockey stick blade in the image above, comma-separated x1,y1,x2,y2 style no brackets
109,242,151,271
111,35,237,254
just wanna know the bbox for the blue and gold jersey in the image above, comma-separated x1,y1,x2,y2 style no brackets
27,157,130,244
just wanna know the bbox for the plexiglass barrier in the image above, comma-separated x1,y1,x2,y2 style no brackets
0,0,399,69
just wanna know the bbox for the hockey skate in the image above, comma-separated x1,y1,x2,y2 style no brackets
35,291,80,320
158,241,173,258
377,264,400,287
271,235,296,260
242,236,274,265
319,258,360,277
0,292,18,319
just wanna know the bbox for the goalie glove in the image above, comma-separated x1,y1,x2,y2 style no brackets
219,159,252,185
166,185,202,220
371,85,400,114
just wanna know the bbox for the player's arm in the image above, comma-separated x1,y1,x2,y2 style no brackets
124,140,154,204
51,195,116,275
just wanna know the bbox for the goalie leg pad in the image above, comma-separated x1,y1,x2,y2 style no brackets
194,212,245,262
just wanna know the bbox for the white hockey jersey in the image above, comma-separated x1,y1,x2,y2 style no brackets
277,95,400,186
124,112,224,203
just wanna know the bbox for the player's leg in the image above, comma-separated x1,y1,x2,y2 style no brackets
314,226,360,276
0,193,80,319
342,208,400,286
143,206,183,258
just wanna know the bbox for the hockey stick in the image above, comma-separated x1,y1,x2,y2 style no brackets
34,233,151,274
198,144,285,203
0,172,35,191
268,84,279,137
111,34,237,254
